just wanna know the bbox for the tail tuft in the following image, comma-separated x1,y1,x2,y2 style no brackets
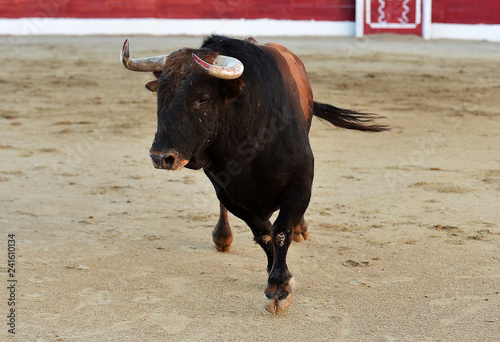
313,101,389,132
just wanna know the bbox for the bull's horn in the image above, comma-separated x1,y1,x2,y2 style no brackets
120,39,168,72
192,53,244,80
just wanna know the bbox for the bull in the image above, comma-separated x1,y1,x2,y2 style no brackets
120,35,388,314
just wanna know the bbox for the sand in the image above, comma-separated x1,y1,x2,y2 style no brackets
0,34,499,341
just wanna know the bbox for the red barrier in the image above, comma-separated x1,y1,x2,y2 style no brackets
1,0,497,25
0,0,356,20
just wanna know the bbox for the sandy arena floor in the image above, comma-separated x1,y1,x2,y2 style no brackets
0,35,499,341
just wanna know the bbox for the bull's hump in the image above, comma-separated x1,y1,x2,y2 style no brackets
260,43,313,125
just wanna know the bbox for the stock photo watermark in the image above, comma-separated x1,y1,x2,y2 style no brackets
6,234,17,335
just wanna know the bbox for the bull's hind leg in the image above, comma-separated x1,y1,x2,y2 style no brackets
292,216,309,242
212,203,233,252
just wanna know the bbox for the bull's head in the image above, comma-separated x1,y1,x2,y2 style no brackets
120,39,245,171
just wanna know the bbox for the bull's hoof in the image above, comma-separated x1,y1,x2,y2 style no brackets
213,232,233,253
292,220,309,242
265,293,292,315
214,242,232,253
264,277,296,315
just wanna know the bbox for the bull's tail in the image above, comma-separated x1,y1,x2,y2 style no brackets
313,101,389,132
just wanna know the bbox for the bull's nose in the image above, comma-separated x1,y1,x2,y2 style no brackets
150,153,175,169
150,151,176,170
149,150,189,171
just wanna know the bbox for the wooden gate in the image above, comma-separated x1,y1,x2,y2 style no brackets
362,0,423,36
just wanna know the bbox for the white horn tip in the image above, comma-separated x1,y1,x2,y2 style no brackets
192,53,244,80
120,39,130,68
122,39,129,52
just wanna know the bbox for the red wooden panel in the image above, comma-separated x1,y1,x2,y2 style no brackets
248,0,292,6
155,0,204,19
430,0,446,23
201,0,248,19
58,0,110,18
292,6,338,21
340,0,355,6
17,0,46,17
246,0,291,19
35,0,69,17
291,0,355,21
432,0,500,24
108,0,156,18
294,0,340,5
0,0,20,18
246,4,292,20
338,6,356,21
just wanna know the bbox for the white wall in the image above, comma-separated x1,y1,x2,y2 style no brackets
0,18,355,37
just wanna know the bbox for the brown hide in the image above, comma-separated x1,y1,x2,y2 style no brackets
256,41,314,130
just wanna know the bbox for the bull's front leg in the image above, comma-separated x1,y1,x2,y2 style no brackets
212,203,233,252
265,177,312,315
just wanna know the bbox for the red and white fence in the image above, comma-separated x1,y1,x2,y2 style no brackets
357,0,500,41
0,0,499,41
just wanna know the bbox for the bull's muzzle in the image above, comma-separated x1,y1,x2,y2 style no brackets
149,150,189,171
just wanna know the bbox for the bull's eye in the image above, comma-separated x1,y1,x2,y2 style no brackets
198,95,210,105
194,95,210,111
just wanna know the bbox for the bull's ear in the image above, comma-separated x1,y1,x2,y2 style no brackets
145,80,158,92
221,78,246,102
145,71,162,93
